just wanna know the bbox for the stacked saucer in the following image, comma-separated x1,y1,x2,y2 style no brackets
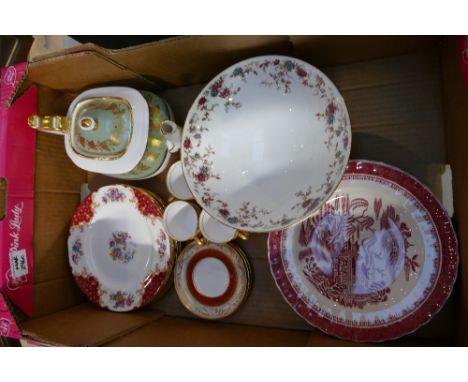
174,242,252,319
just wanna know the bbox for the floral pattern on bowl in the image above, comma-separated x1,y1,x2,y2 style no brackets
70,238,84,266
109,291,135,310
108,231,136,264
182,56,351,232
68,185,175,312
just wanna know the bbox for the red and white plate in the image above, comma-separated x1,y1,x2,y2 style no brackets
268,160,458,342
68,185,175,312
175,242,251,319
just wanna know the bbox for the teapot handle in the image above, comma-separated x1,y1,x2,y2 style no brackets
28,115,69,135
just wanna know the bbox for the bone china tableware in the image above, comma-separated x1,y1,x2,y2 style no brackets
68,185,175,312
174,242,251,319
199,210,249,244
163,200,203,243
28,87,175,179
268,160,458,342
166,160,194,201
179,55,351,233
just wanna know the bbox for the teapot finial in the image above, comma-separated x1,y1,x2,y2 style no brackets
79,116,97,131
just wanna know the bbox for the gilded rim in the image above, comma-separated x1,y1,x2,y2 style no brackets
174,241,250,319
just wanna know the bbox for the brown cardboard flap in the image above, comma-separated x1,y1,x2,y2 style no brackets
35,133,87,193
327,49,446,185
22,303,164,346
33,130,87,314
36,86,77,115
291,36,441,67
34,130,86,285
29,42,109,63
33,192,81,284
33,277,84,318
107,36,293,87
104,316,310,346
27,51,154,92
442,37,468,345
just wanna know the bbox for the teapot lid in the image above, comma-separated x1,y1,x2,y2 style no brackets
64,87,149,174
69,97,133,160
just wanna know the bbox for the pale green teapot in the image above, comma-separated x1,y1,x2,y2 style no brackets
28,87,179,180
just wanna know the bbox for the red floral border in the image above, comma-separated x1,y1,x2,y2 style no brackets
268,160,458,342
133,188,163,219
70,194,95,228
70,185,171,311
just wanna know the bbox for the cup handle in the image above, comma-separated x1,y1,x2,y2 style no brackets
237,231,250,241
28,115,69,135
160,120,181,153
193,233,205,246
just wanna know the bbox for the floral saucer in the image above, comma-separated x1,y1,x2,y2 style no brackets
268,160,458,342
174,242,251,319
68,185,175,312
181,55,351,233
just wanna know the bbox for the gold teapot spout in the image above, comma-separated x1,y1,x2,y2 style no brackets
28,115,69,135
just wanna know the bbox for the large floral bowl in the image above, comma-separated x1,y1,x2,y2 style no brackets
181,56,351,233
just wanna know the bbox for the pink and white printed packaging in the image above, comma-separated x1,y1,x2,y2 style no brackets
0,62,37,338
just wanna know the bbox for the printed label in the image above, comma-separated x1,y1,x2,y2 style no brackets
9,249,28,279
7,201,28,279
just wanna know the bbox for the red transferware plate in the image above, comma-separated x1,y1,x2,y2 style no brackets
268,160,458,342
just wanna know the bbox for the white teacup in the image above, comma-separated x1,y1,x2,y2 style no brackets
163,200,203,243
166,160,193,201
199,210,249,244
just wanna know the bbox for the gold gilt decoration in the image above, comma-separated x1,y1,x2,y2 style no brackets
129,162,151,174
77,135,116,152
71,97,133,158
84,100,128,118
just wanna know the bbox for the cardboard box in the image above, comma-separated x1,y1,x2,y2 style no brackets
3,35,468,346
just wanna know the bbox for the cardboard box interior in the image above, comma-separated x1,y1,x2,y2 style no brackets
7,36,468,346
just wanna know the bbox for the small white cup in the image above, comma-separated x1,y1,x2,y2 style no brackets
166,161,193,201
160,120,181,153
199,210,249,244
163,200,203,243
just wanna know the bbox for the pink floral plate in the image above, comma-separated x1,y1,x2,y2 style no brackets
181,55,351,233
68,185,175,312
268,160,458,342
